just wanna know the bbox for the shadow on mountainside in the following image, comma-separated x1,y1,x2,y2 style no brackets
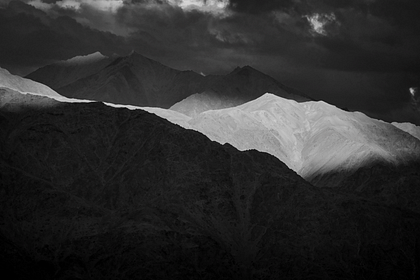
308,160,420,212
1,91,420,280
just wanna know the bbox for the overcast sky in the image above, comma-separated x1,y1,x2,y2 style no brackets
1,0,420,124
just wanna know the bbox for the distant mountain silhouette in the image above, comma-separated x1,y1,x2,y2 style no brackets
2,90,420,279
26,52,310,108
26,52,115,90
171,66,311,117
26,52,211,108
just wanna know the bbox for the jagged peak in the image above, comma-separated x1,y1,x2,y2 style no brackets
246,92,291,105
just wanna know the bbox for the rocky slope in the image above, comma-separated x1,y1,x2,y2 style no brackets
2,91,420,279
151,94,420,195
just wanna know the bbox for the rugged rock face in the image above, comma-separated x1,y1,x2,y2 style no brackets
1,91,420,280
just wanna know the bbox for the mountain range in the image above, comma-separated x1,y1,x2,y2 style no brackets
25,52,116,90
26,51,311,109
1,54,420,279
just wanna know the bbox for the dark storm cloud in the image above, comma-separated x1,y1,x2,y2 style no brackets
116,3,211,53
2,0,418,75
0,1,130,74
227,0,372,15
113,1,264,72
1,0,420,124
228,0,294,14
34,0,59,3
222,0,420,73
369,0,420,26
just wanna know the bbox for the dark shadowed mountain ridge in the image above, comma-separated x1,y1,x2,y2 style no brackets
171,65,311,117
52,51,210,108
1,90,420,279
26,52,115,90
26,52,309,109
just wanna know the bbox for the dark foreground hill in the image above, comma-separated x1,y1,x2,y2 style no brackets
1,90,420,279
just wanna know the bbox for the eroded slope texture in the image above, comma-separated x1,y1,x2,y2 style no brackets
1,91,420,280
165,94,420,212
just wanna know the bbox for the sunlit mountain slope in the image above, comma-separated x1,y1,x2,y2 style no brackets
1,90,420,279
0,67,63,99
152,93,420,189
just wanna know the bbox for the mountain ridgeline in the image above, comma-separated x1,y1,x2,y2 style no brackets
26,52,311,109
